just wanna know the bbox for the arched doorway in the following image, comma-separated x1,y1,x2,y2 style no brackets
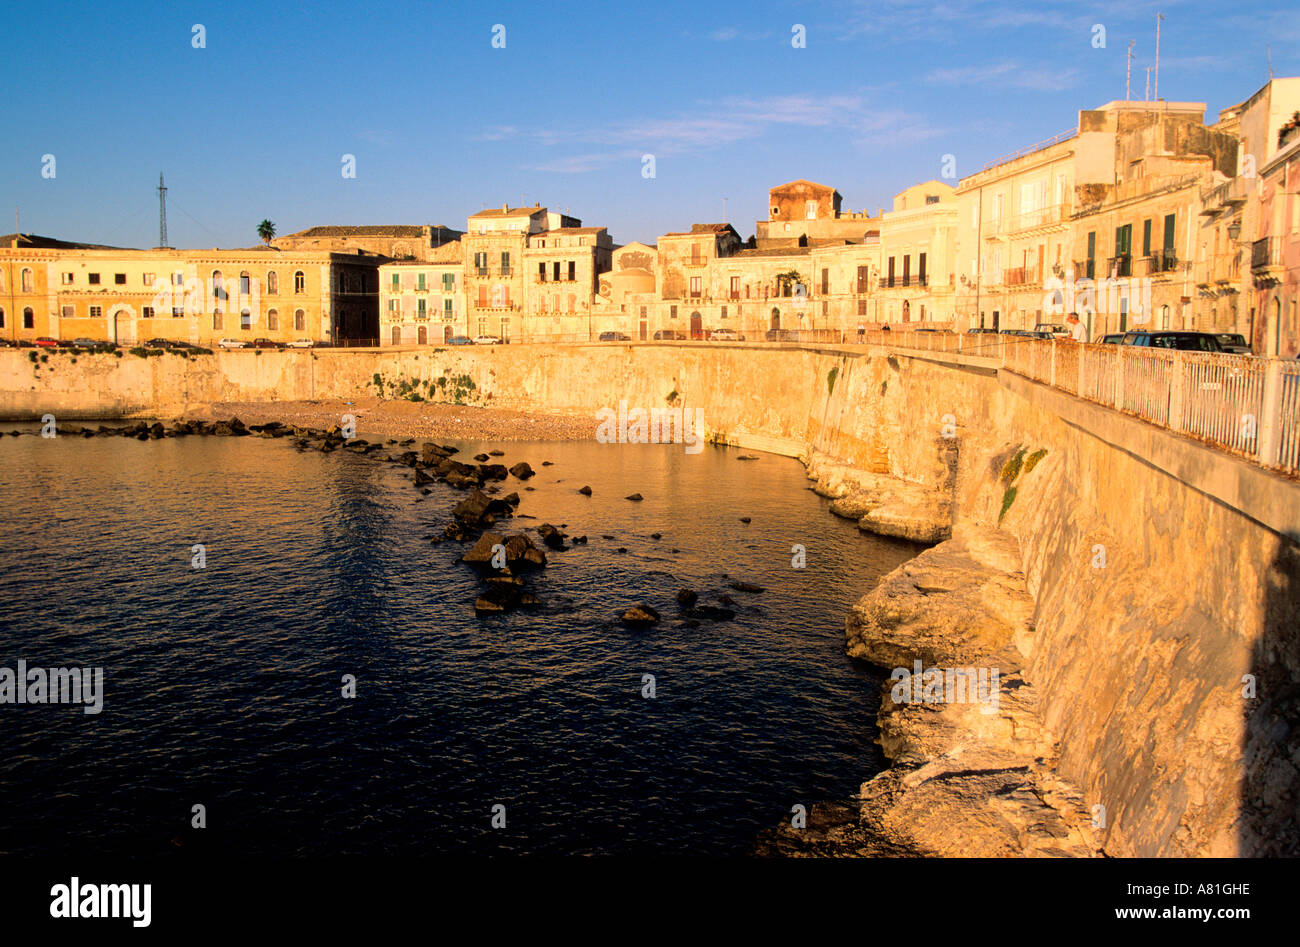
109,305,136,345
690,311,703,339
770,308,781,331
443,325,453,342
417,325,427,345
391,326,402,346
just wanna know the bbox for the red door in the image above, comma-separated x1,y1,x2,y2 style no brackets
690,311,703,339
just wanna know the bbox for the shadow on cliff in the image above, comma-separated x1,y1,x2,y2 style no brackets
1242,535,1300,856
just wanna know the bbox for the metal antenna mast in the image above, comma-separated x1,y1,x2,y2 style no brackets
1154,13,1164,100
157,173,169,248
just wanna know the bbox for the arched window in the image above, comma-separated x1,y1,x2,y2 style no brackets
21,268,33,293
23,307,35,329
267,308,278,331
294,271,305,294
294,309,305,331
266,271,279,294
211,270,225,311
239,271,251,295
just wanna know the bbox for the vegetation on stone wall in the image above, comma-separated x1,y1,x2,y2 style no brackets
998,444,1049,523
371,371,478,405
827,366,838,396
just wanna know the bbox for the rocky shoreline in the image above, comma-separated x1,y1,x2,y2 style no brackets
754,455,1103,857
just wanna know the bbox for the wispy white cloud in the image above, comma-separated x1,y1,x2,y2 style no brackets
925,62,1082,91
493,92,948,172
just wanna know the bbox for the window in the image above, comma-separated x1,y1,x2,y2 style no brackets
567,261,575,281
387,299,398,313
23,308,35,328
268,309,278,330
477,285,489,307
721,306,728,319
294,271,305,293
820,268,829,295
114,273,126,285
61,272,74,285
0,308,4,327
444,298,453,317
691,245,701,265
240,272,251,295
442,272,454,292
640,306,647,318
538,262,547,282
417,299,427,317
89,306,102,319
1142,219,1152,257
1162,213,1176,253
566,293,575,312
552,261,561,281
294,309,305,331
1085,232,1096,279
670,305,678,319
902,255,911,285
730,276,740,298
213,313,222,330
500,251,511,274
142,307,154,319
887,257,896,287
173,271,184,286
474,252,488,275
22,268,34,292
417,273,426,291
918,253,927,284
87,272,100,285
62,305,74,319
805,200,817,220
173,306,183,318
690,276,702,298
267,271,278,294
858,299,867,316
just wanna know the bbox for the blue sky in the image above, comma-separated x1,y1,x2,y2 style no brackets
2,0,1296,249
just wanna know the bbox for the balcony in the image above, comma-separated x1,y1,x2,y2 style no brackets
1143,250,1179,275
856,280,871,294
1006,203,1070,233
1252,237,1283,284
1105,254,1132,278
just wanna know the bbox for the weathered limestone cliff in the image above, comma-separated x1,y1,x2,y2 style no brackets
4,343,1296,855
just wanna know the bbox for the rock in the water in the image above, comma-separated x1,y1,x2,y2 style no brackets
473,453,490,462
414,468,437,486
508,462,535,480
578,485,592,496
729,581,766,593
690,604,735,621
739,517,752,524
620,604,660,627
625,493,643,501
489,450,505,457
676,588,699,609
478,463,508,481
537,523,567,550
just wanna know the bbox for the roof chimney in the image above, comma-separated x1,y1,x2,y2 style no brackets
502,203,508,212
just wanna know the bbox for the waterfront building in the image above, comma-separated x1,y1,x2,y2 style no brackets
272,224,463,260
593,242,659,340
1252,117,1300,357
379,260,463,344
0,235,381,346
876,181,959,326
755,180,879,249
522,226,613,342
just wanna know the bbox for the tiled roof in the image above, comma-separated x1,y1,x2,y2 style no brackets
0,233,131,250
468,206,544,218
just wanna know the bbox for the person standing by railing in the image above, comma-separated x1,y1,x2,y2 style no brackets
1067,312,1087,342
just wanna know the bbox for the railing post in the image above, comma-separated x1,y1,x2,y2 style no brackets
1257,358,1285,467
1049,340,1057,387
1078,342,1087,398
1168,352,1185,432
1114,347,1125,411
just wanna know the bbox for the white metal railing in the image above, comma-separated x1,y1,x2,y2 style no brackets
862,330,1300,477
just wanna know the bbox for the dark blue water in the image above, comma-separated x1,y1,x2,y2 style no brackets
0,429,920,855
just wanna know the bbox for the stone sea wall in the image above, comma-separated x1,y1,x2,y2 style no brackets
3,343,1296,856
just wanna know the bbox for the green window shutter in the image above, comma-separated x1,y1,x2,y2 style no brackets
1163,214,1176,252
1142,219,1152,256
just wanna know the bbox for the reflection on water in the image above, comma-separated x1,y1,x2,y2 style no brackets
0,432,921,855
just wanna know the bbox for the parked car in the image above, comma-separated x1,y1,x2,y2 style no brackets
251,338,285,350
1120,331,1223,352
1034,323,1070,338
652,329,686,340
598,331,631,342
1214,333,1252,355
966,327,999,334
70,337,101,348
0,339,14,347
446,336,474,346
217,338,248,349
141,337,173,349
286,338,315,349
33,337,59,348
709,328,740,341
168,341,200,351
472,335,503,345
1096,333,1125,344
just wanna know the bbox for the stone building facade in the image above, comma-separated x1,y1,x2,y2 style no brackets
272,224,463,260
0,235,381,345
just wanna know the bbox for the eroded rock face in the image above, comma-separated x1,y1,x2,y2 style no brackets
845,525,1032,668
806,450,955,545
763,524,1101,859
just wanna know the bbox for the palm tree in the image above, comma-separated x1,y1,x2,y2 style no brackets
257,220,276,244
